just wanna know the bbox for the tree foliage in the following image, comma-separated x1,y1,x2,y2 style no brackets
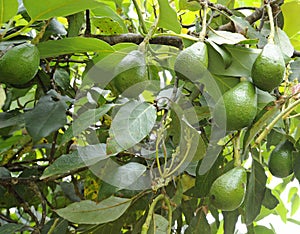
0,0,300,233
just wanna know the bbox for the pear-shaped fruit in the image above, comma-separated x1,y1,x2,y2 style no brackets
251,43,285,92
213,80,257,131
209,166,247,211
112,50,148,97
268,140,295,178
0,43,40,85
174,41,208,82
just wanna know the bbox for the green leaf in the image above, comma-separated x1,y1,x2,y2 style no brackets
179,0,201,11
37,37,113,59
0,223,25,234
55,196,131,224
0,111,24,129
67,12,85,37
25,90,70,142
40,144,106,179
222,209,239,234
253,225,275,234
0,0,18,24
207,31,248,45
148,214,169,234
244,159,267,225
274,28,294,58
71,104,114,137
92,6,128,32
208,45,260,77
23,0,101,20
207,41,232,69
157,0,181,33
0,85,5,109
291,193,300,216
107,101,157,154
262,188,279,210
185,209,211,234
91,16,124,35
91,161,146,189
243,102,279,151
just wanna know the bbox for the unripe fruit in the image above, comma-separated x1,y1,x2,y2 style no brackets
174,41,208,82
0,43,40,85
268,140,294,178
251,43,285,92
209,166,247,211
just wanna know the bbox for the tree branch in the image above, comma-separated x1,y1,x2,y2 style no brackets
91,33,183,49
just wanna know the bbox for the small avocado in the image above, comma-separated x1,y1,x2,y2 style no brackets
213,80,257,131
0,43,40,85
268,140,295,178
174,41,208,82
251,43,285,92
112,50,148,97
209,166,247,211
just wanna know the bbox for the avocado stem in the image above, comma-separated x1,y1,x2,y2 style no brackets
255,98,300,145
141,194,172,234
266,3,275,44
233,131,241,166
199,0,208,42
132,0,148,35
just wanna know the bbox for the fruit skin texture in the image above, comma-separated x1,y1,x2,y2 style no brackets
0,43,40,85
113,50,148,97
251,43,285,92
209,166,247,211
213,81,257,131
268,140,295,178
174,41,208,82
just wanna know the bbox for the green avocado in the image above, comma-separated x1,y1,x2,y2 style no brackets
213,80,257,131
0,43,40,85
268,140,295,178
251,43,285,92
174,41,208,82
209,166,247,211
112,50,148,97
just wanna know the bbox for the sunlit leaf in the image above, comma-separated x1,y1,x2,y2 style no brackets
157,0,181,33
23,0,102,20
0,0,18,24
37,37,113,59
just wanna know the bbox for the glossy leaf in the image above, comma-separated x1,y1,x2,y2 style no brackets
243,102,279,150
185,209,211,234
244,160,267,225
157,0,181,33
222,210,239,234
0,0,18,24
207,31,248,45
71,104,114,137
23,0,101,20
25,91,70,142
55,196,131,224
91,161,147,189
208,45,260,77
41,144,107,179
107,101,156,154
0,223,24,233
262,188,279,210
37,37,113,59
148,214,169,234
